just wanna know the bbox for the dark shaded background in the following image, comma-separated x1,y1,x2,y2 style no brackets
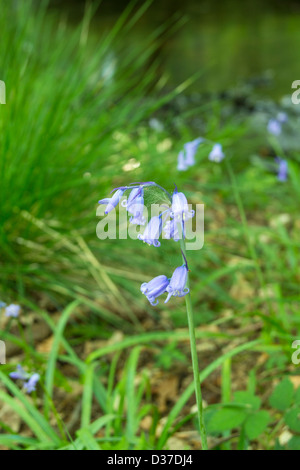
49,0,300,98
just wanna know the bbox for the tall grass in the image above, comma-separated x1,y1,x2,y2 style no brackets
0,0,187,315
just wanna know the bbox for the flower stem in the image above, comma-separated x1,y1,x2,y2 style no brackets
180,238,208,450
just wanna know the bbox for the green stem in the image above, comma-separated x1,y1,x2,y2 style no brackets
179,237,208,450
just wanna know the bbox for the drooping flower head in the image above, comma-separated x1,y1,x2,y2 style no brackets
5,304,20,318
275,157,288,182
177,137,204,171
165,265,189,303
9,365,30,381
24,373,40,394
208,143,225,163
140,275,170,306
10,365,40,394
98,189,125,215
184,138,204,167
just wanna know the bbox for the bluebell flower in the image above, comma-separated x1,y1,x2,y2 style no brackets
138,215,163,247
165,265,189,303
122,187,146,225
163,219,180,242
171,188,194,222
184,138,204,167
267,119,281,136
177,138,204,171
98,189,125,214
24,373,40,394
122,187,141,208
208,143,225,163
277,112,288,123
275,157,288,182
177,150,188,171
5,304,20,318
128,199,146,225
140,275,170,306
9,365,30,381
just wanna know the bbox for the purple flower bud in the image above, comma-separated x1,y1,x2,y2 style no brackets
98,189,125,214
165,265,189,303
9,365,30,381
275,157,288,182
141,275,170,306
171,189,194,221
267,119,281,136
5,304,20,318
24,373,40,394
208,143,225,163
138,215,163,247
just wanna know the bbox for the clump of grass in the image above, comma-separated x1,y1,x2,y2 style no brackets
0,0,185,309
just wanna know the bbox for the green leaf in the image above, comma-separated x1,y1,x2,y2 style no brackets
76,428,102,450
244,410,270,440
269,378,294,411
288,436,300,450
284,406,300,433
295,387,300,405
207,407,247,433
233,391,261,411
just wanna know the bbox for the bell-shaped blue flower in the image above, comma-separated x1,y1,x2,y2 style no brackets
138,215,163,247
5,304,20,318
98,189,125,214
208,143,225,163
165,265,189,303
275,157,288,182
123,187,146,225
277,112,288,123
9,365,30,381
177,150,188,171
184,137,204,167
177,138,204,171
163,219,181,242
141,275,169,306
24,373,40,394
267,119,281,136
171,188,194,222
